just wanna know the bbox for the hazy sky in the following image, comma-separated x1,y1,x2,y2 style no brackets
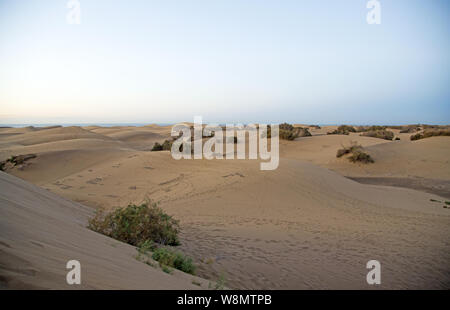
1,0,449,125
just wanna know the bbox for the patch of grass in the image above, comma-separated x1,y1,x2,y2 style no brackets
137,239,157,254
161,265,173,274
327,125,356,135
336,142,374,164
361,130,394,140
209,274,226,290
88,201,180,246
410,129,450,141
446,201,450,205
430,199,442,203
152,247,196,275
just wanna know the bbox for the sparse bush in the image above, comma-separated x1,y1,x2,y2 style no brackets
336,142,374,164
279,123,295,131
152,140,173,151
399,125,420,133
327,125,356,135
0,154,37,171
152,247,196,275
348,149,374,163
361,130,394,140
410,129,450,141
266,123,311,140
336,143,360,158
88,202,180,246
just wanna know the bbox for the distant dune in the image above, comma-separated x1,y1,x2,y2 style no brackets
0,124,449,289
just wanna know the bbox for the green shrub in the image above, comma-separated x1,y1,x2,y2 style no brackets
138,240,157,254
361,130,394,140
88,202,180,246
152,247,196,275
410,129,450,141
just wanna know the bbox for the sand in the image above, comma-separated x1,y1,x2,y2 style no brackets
1,125,449,289
0,171,209,289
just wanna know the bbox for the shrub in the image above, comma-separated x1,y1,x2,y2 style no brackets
88,202,180,246
348,149,374,163
279,123,295,131
327,125,356,135
410,129,450,141
266,123,311,140
361,130,394,140
151,140,173,151
336,142,374,164
336,143,360,158
399,125,420,133
152,247,196,275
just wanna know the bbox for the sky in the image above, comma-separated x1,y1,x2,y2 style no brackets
0,0,449,125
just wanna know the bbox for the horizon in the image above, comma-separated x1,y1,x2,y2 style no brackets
1,0,450,125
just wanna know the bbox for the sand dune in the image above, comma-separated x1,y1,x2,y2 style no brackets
0,172,210,289
1,125,449,289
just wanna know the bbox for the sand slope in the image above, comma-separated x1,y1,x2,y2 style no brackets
0,172,208,290
1,125,449,289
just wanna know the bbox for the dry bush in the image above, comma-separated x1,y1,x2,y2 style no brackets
267,123,311,140
0,154,37,171
327,125,356,135
361,130,394,140
399,125,421,133
348,149,375,163
410,129,450,141
356,125,386,132
336,142,374,164
151,140,173,151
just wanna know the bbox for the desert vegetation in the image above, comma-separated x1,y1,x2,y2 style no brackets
88,201,180,246
360,129,394,140
327,125,356,135
263,123,311,140
151,247,196,274
151,140,173,151
410,129,450,141
0,154,36,171
279,123,311,140
336,142,374,163
89,202,199,275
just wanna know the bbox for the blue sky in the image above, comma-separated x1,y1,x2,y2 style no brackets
0,0,449,125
